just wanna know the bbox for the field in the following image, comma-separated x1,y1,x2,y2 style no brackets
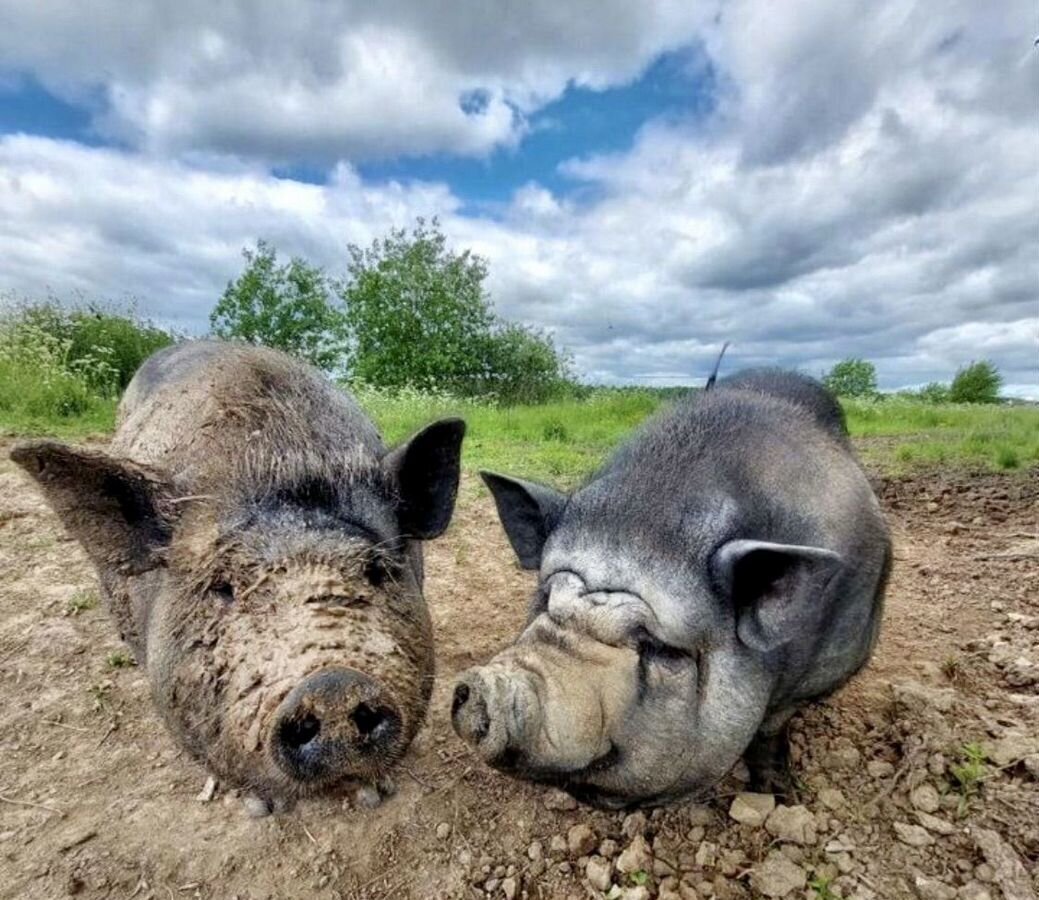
0,379,1037,899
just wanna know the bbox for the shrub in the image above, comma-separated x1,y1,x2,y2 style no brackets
823,358,878,398
949,360,1002,404
915,382,950,404
211,241,344,370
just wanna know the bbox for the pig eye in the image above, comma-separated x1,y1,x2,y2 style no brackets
211,581,235,604
634,628,692,667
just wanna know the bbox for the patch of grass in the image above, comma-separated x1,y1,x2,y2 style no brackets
89,681,113,712
808,873,840,900
627,870,650,887
950,742,989,814
106,649,135,669
66,590,98,616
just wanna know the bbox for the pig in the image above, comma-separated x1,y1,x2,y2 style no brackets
12,341,464,813
451,368,889,808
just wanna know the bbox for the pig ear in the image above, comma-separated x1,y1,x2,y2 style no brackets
10,440,177,576
713,539,844,654
382,418,466,539
480,472,566,570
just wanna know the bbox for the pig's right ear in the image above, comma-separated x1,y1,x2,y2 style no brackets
480,472,566,570
10,440,177,576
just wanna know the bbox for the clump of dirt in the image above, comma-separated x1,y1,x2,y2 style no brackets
0,443,1035,899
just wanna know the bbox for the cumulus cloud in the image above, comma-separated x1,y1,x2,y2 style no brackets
0,0,1035,395
0,0,709,162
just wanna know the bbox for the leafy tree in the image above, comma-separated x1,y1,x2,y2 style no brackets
340,219,571,402
823,358,878,398
210,241,343,370
949,360,1002,404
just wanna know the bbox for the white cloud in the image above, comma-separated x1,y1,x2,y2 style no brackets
0,0,1035,392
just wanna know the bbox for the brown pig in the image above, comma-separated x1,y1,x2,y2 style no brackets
12,341,465,813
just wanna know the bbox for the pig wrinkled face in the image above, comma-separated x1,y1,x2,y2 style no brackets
12,418,463,805
147,498,435,801
453,472,841,808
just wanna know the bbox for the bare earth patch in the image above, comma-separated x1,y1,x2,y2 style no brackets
0,442,1035,899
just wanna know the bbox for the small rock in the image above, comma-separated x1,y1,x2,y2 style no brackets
621,812,648,839
729,792,775,826
501,876,518,900
894,822,935,847
544,789,578,811
550,835,569,856
599,838,619,858
694,841,717,868
485,877,500,892
985,733,1038,768
826,745,863,770
915,812,955,835
817,787,846,811
242,795,272,818
913,875,956,900
687,804,714,826
618,888,651,900
893,680,957,714
527,840,544,861
750,850,807,897
765,805,817,845
196,776,217,803
585,856,613,892
866,760,895,778
568,823,598,857
435,822,452,840
910,784,941,814
970,826,1033,900
616,835,653,875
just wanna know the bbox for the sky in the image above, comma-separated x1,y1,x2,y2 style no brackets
0,1,1035,396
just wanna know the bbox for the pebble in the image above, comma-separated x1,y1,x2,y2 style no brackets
501,875,518,900
913,875,957,900
765,804,817,845
915,811,955,835
750,850,807,897
527,840,543,861
866,760,895,778
894,822,935,847
616,835,653,874
729,792,775,826
543,788,578,811
957,883,992,900
618,888,651,900
568,823,598,857
910,784,941,813
817,787,846,810
196,776,217,803
549,835,568,856
621,812,648,839
435,822,452,840
585,856,613,892
694,841,717,868
599,838,619,858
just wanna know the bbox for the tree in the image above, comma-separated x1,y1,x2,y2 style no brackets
210,241,343,370
339,219,571,401
823,358,878,398
949,360,1002,404
915,382,950,404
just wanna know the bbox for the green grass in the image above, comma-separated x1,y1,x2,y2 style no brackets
2,374,1036,484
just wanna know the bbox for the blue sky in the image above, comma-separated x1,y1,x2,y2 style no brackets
0,1,1034,395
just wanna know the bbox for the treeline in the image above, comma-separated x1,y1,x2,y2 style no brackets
823,358,1005,404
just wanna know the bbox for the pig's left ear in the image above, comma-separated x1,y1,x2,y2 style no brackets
480,472,566,570
713,539,844,654
10,440,177,576
382,418,466,539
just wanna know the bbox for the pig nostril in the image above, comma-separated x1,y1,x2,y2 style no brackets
351,702,387,737
452,683,470,715
281,713,321,749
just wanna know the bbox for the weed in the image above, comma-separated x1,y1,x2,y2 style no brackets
106,650,135,669
89,681,113,712
628,870,649,887
66,590,98,616
541,419,569,442
808,873,840,900
996,446,1019,469
950,742,988,814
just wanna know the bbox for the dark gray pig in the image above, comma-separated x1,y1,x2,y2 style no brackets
12,341,464,813
452,369,889,807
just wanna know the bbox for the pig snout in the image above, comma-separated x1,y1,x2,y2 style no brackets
451,669,539,764
271,668,403,782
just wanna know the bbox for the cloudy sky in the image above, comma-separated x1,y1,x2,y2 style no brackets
0,1,1035,394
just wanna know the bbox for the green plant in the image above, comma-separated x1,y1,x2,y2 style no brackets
949,361,1002,404
628,870,649,886
824,358,878,398
66,591,98,616
89,682,112,712
542,419,569,442
210,241,344,369
340,218,573,403
996,446,1019,470
106,650,135,669
950,742,988,813
808,873,839,900
916,382,951,404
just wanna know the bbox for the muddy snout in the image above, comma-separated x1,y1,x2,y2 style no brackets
271,668,403,783
451,668,539,764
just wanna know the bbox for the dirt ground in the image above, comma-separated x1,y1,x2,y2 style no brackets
0,441,1036,900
